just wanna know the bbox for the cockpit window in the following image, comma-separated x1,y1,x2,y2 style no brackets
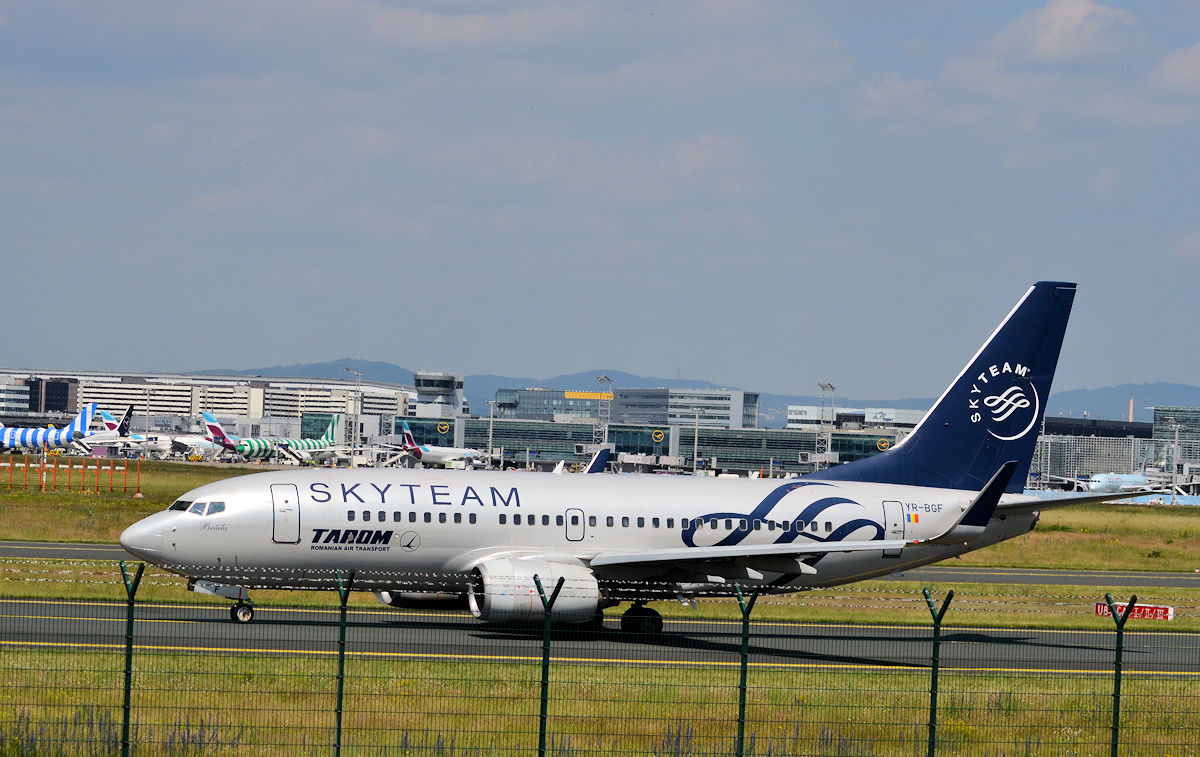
168,500,191,512
188,502,206,515
206,502,226,516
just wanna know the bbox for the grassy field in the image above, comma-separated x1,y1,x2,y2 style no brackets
2,647,1197,755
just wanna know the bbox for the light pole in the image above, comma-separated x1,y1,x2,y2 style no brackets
693,408,700,475
1167,416,1181,506
344,368,363,468
487,400,496,471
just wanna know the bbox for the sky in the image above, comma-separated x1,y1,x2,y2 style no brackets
3,1,1199,399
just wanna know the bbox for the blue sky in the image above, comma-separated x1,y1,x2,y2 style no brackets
3,1,1198,399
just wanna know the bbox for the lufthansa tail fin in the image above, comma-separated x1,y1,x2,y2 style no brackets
812,281,1076,493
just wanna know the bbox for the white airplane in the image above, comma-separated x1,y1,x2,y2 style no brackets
397,421,483,466
72,405,135,452
121,282,1130,631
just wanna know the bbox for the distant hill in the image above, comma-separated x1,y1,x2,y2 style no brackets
194,361,1197,426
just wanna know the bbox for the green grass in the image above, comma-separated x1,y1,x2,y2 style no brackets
2,647,1197,755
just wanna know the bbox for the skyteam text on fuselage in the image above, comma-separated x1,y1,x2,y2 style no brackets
122,282,1129,632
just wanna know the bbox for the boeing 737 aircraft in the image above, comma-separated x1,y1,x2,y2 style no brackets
398,421,482,466
123,282,1129,632
202,413,342,462
1,404,99,450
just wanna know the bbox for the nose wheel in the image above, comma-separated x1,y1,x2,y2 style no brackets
619,604,663,635
230,602,255,623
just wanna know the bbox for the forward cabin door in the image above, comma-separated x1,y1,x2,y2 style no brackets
271,483,301,544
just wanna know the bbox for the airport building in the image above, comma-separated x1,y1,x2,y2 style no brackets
410,371,468,418
787,405,925,431
493,387,759,430
0,370,411,424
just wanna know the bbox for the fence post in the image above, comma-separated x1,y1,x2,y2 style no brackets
923,587,954,757
119,561,144,757
1104,593,1137,757
533,574,565,757
733,584,760,757
334,571,355,757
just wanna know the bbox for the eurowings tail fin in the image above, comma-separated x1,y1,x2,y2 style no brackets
811,281,1076,493
400,421,423,460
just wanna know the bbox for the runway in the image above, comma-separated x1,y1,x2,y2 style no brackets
2,595,1198,676
2,540,1198,589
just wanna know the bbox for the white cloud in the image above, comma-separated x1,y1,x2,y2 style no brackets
1150,43,1200,96
990,0,1135,64
1173,229,1200,261
1087,165,1119,197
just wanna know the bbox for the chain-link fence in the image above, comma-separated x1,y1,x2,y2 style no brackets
1,565,1197,756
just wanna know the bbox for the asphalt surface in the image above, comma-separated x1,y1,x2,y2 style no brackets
2,596,1198,676
2,540,1199,676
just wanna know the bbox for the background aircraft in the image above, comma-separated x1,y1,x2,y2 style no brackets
1,403,98,450
202,412,342,462
398,420,482,466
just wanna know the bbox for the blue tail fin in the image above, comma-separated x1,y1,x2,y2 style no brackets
811,281,1076,493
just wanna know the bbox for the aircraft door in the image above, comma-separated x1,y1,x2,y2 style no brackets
271,484,301,544
882,500,904,557
564,508,585,542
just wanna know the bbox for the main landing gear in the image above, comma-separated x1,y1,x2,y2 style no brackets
619,603,663,635
229,602,255,624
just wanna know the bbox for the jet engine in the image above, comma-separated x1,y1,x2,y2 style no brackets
467,558,599,623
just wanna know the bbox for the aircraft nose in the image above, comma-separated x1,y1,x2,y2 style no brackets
120,518,163,561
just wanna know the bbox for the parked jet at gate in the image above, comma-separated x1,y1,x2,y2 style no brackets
398,421,482,466
202,413,342,462
123,282,1129,631
1,404,99,450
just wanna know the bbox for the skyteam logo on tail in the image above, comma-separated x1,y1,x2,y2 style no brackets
967,361,1039,442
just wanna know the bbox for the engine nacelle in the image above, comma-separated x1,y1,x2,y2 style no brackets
374,590,467,610
467,558,599,623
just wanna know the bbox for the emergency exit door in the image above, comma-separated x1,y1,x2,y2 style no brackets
271,484,301,544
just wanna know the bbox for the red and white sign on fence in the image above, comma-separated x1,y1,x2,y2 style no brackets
1094,602,1175,621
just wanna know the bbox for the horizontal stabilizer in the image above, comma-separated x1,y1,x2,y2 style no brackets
927,460,1016,544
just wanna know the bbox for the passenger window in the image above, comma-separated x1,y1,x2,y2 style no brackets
636,517,645,528
724,519,733,530
378,511,385,522
409,512,416,523
666,518,674,529
188,502,205,515
739,519,748,531
796,520,805,531
681,518,690,529
571,515,579,526
439,513,446,524
499,514,507,525
556,515,564,526
423,512,431,523
651,518,660,528
825,522,832,533
393,512,401,522
454,513,462,524
469,513,477,524
168,500,191,512
753,520,761,531
542,515,550,526
529,516,535,527
206,502,225,516
588,516,596,527
621,517,630,527
810,522,817,532
606,516,614,527
709,519,718,529
363,511,371,522
514,514,522,525
347,511,355,522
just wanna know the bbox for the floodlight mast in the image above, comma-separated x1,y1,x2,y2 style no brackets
344,367,363,468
